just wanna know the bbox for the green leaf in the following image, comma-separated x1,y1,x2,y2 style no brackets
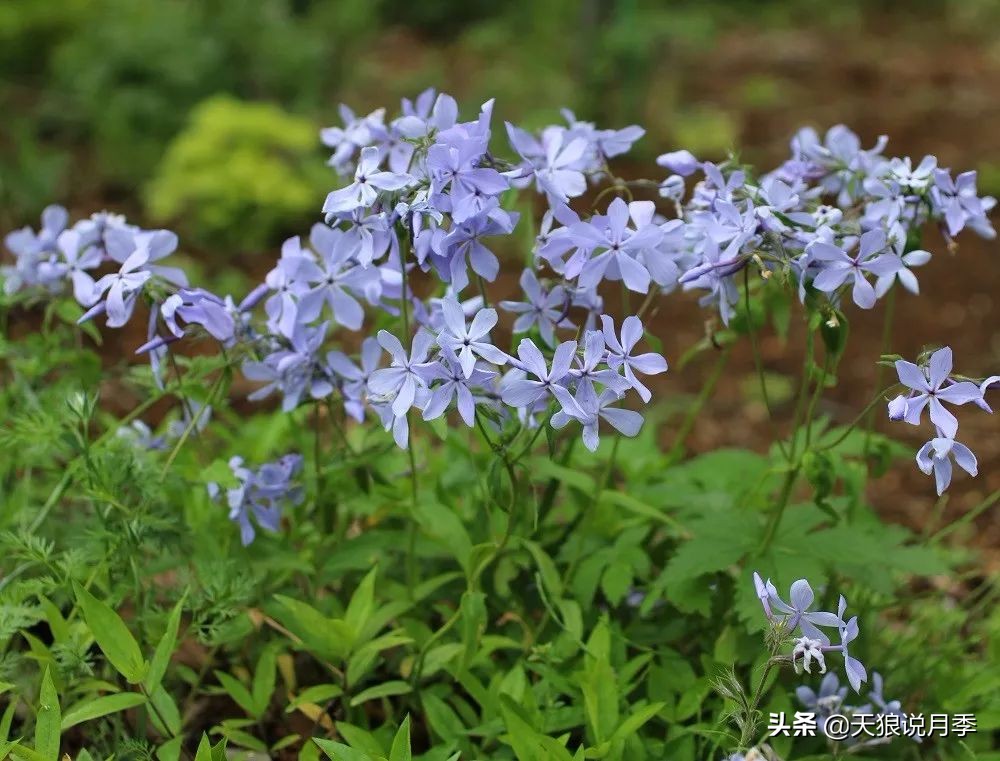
272,595,353,661
193,734,218,761
74,582,146,684
344,567,377,638
157,736,184,761
498,694,545,761
609,702,665,743
332,722,384,756
348,681,412,707
459,591,486,670
421,694,466,743
388,715,411,761
61,692,147,730
145,593,186,694
287,683,344,710
520,539,563,598
215,670,258,718
313,739,381,761
252,645,278,718
148,684,181,736
34,667,60,761
599,491,685,533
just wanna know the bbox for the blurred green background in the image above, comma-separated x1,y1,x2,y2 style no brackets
2,0,999,551
4,0,1000,256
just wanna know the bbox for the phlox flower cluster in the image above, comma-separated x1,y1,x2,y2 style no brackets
4,91,996,543
649,126,994,325
887,346,996,494
752,572,866,692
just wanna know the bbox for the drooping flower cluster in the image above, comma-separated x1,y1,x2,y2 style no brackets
753,572,866,692
207,455,304,546
887,346,994,494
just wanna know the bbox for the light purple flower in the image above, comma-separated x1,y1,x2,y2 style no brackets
436,297,509,377
551,384,644,452
500,338,577,409
766,578,845,641
138,288,235,353
498,269,572,347
931,169,996,239
656,150,699,177
831,596,867,692
264,237,314,337
296,227,370,331
568,330,630,394
105,228,187,287
600,315,667,403
976,375,999,413
323,146,414,214
573,198,662,293
327,336,383,422
88,249,152,328
893,347,982,437
243,324,333,411
422,348,495,426
321,104,386,173
39,229,102,305
368,329,436,417
809,229,900,309
208,454,303,546
436,211,518,293
506,124,588,203
916,437,978,495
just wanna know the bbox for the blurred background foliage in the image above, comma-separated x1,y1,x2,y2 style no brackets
5,0,1000,257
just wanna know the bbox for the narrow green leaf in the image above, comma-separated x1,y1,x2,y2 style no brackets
34,667,60,761
156,736,184,761
215,671,258,718
609,702,666,743
498,694,545,761
348,681,412,707
61,692,147,730
252,645,278,718
313,739,379,761
388,715,411,761
194,734,213,761
344,567,377,639
74,582,146,683
145,594,186,694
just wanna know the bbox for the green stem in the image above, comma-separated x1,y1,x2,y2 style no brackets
739,659,778,749
815,385,898,452
863,287,896,456
930,488,1000,543
758,465,800,553
160,370,227,480
668,344,733,461
788,326,815,461
744,268,788,460
399,227,420,588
